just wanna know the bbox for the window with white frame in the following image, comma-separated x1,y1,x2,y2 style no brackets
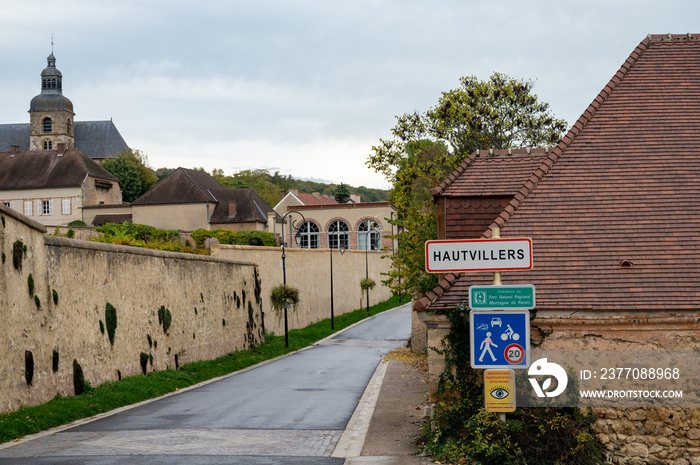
297,221,320,249
358,219,381,251
24,201,33,216
328,220,349,249
61,198,71,215
42,200,52,216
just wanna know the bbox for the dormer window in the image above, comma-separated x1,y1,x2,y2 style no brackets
43,117,52,133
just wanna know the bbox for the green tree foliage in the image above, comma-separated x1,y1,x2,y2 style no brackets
101,149,158,203
333,183,351,203
367,73,567,297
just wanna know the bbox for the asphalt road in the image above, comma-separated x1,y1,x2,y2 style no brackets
0,303,412,465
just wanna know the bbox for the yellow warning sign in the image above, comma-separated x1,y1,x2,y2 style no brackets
484,369,516,412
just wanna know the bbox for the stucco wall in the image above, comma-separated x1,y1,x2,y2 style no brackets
132,203,212,231
0,204,263,413
212,244,393,335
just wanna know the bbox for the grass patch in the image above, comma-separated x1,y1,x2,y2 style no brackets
0,295,405,444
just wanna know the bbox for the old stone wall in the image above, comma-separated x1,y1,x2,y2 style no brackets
212,245,393,335
417,308,700,465
0,204,263,413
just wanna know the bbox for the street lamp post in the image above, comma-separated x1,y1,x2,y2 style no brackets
364,230,377,313
280,210,305,347
329,233,345,330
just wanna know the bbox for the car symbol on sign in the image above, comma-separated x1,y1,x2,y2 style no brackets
491,317,502,327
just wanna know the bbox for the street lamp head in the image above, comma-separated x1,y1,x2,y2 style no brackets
339,245,346,255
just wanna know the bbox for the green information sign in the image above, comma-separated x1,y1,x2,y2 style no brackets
469,285,535,310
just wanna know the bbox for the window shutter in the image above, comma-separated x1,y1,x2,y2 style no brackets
37,200,42,216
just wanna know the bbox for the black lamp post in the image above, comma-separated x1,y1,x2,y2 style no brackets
330,233,345,330
280,210,305,347
364,229,378,313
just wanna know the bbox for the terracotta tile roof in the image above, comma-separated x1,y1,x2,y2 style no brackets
434,148,553,197
0,148,117,190
132,167,222,205
295,192,338,205
418,33,700,313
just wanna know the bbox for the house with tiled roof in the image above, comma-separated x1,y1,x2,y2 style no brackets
274,189,395,250
83,167,281,233
414,34,700,462
0,146,122,226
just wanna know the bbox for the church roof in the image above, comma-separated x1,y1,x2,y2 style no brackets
416,33,700,313
0,120,129,159
0,148,117,190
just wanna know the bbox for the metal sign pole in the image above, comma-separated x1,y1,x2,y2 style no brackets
491,227,507,424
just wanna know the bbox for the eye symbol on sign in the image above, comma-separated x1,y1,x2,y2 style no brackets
490,387,509,399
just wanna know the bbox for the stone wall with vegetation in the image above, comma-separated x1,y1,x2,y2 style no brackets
0,204,263,413
212,245,393,335
416,309,700,464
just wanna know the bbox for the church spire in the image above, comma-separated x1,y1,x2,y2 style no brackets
28,45,75,151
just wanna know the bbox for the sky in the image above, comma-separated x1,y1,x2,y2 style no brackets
1,1,698,190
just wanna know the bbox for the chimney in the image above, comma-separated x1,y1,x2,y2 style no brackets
10,145,19,156
228,200,237,218
312,192,321,199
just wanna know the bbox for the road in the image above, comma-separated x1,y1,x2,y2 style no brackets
0,303,412,464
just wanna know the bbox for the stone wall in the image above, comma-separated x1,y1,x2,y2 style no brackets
0,204,263,413
212,245,393,335
416,308,700,465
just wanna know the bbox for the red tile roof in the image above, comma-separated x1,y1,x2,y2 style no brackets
434,148,553,197
418,33,700,313
294,192,338,205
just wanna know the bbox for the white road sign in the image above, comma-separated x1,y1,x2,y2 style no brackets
425,238,533,273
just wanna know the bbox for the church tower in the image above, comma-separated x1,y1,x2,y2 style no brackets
28,51,75,151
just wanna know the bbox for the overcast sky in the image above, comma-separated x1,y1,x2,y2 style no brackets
1,1,698,189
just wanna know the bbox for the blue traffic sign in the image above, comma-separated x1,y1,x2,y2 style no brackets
470,310,530,369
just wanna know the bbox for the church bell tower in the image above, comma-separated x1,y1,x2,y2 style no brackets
28,50,75,151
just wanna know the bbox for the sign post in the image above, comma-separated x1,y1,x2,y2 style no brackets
424,228,535,422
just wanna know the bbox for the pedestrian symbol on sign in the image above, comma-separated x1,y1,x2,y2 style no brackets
479,332,498,362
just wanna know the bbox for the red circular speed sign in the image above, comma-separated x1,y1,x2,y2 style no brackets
504,344,525,364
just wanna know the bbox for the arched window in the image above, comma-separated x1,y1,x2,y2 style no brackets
328,220,349,249
67,119,72,135
43,140,53,150
358,219,381,251
43,118,52,133
297,222,319,249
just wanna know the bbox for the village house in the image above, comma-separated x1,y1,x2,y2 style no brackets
413,34,700,463
83,167,282,233
274,189,396,251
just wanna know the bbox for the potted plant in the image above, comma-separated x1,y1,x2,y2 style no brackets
270,284,300,312
360,278,376,292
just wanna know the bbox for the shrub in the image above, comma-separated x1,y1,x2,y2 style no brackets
28,273,34,296
67,220,86,227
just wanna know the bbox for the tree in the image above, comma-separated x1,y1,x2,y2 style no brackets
101,149,158,203
368,73,567,296
333,183,351,203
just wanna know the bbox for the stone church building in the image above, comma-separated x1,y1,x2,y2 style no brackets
0,52,125,226
0,52,129,158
